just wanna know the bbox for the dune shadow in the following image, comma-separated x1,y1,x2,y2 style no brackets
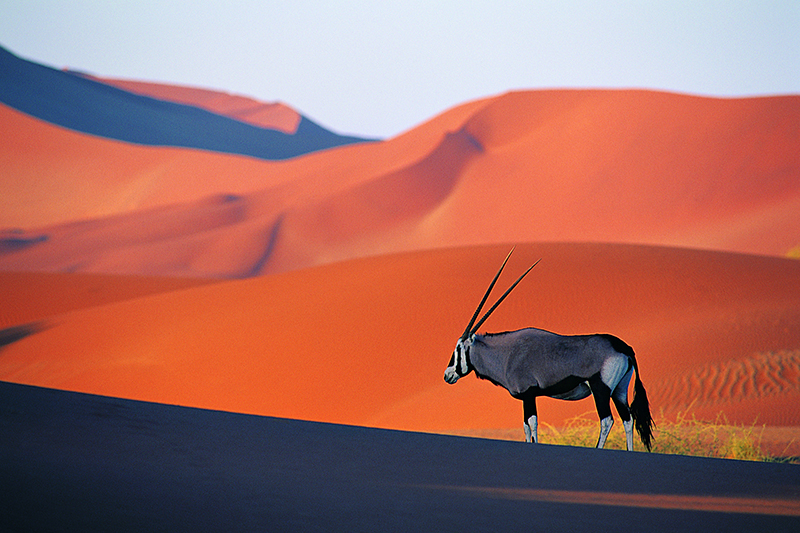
0,323,44,350
0,232,49,253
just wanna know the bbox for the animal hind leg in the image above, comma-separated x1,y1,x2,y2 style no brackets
523,397,538,443
589,375,613,449
612,367,634,451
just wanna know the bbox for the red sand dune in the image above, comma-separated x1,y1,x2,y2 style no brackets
2,244,799,451
79,74,302,134
0,271,214,329
3,90,799,278
0,94,470,231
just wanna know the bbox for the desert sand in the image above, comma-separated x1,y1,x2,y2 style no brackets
2,381,798,531
2,90,799,277
2,244,798,456
0,271,215,329
2,58,799,527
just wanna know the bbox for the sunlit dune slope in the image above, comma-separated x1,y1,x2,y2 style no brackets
3,90,798,277
76,74,302,134
0,104,287,228
0,271,214,329
0,95,477,231
2,244,798,433
275,90,800,265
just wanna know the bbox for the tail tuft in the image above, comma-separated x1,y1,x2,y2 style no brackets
630,374,655,451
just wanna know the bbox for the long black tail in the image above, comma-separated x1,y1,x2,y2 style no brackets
629,355,655,452
600,334,655,451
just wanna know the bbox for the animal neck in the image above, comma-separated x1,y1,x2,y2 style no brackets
466,334,511,389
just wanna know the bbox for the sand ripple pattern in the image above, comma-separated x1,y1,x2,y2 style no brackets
658,350,800,411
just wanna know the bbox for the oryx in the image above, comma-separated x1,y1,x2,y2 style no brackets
444,248,654,451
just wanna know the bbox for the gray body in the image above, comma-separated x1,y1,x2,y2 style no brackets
467,328,622,398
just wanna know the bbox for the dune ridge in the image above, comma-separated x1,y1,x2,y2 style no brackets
3,89,798,277
0,45,372,163
72,74,302,134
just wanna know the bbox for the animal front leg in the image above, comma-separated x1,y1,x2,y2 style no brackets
523,398,538,443
524,415,538,443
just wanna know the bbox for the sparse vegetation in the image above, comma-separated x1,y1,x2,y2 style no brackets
536,409,797,463
449,409,798,463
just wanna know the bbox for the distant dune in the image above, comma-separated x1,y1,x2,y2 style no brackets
2,244,798,444
0,45,373,162
75,74,303,134
2,86,798,276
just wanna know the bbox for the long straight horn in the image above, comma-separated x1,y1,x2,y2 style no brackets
470,258,541,335
461,248,515,340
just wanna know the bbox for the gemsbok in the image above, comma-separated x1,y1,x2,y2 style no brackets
443,248,654,451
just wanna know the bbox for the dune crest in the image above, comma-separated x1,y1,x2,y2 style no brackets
76,75,302,133
0,46,372,164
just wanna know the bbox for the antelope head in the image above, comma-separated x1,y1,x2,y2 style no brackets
444,248,539,384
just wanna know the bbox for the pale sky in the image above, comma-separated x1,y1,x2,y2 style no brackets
2,1,798,138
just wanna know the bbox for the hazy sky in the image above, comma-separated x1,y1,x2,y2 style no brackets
2,1,798,138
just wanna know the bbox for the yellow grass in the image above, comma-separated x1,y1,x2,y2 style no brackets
447,409,798,464
542,408,797,463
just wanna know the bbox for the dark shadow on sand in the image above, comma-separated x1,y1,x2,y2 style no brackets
1,381,798,532
0,323,44,350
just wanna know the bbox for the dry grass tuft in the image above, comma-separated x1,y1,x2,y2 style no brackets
447,407,798,463
537,408,797,463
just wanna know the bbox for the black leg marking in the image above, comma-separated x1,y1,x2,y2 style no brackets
523,397,537,422
588,375,612,420
612,396,632,422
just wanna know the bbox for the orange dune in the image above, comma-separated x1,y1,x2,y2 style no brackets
3,90,799,278
279,90,800,263
0,271,214,329
0,103,286,228
2,244,798,441
78,75,302,134
0,95,464,231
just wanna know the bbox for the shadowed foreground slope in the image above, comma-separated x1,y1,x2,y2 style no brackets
1,382,798,532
